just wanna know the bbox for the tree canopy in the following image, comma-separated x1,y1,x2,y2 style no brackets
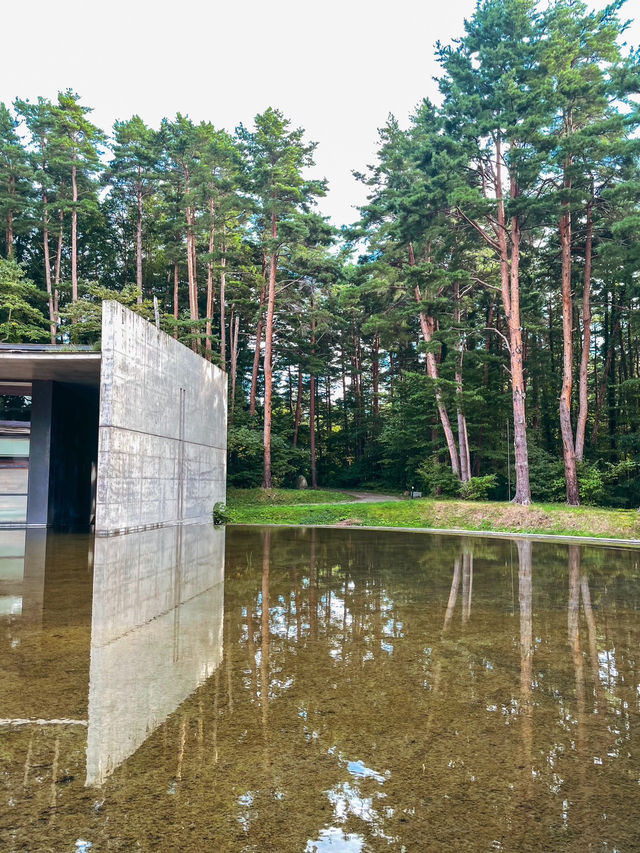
1,0,640,507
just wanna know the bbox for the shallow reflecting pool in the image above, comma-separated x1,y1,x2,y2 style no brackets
1,525,640,851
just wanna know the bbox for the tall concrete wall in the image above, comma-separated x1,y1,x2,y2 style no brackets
95,302,227,534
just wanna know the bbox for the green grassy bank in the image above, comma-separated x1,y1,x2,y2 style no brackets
226,491,640,541
227,488,356,507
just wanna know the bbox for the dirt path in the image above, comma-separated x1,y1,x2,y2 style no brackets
289,490,401,507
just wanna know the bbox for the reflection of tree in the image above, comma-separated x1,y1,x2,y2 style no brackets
9,527,640,852
568,545,586,741
462,545,473,624
517,539,533,803
580,559,600,705
260,529,271,768
442,555,461,632
309,527,317,641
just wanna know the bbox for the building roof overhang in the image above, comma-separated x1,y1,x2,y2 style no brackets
0,352,102,391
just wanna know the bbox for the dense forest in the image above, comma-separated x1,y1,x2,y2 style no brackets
1,0,639,507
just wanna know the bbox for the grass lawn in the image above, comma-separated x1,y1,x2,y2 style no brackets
226,491,640,541
226,487,356,507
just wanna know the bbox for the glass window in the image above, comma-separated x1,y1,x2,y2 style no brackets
0,396,31,525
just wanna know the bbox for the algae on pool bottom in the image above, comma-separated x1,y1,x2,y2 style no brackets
1,525,639,851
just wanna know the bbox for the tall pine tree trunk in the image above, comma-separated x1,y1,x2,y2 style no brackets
507,213,530,504
136,171,143,304
575,197,593,461
184,167,198,350
205,198,215,360
310,293,317,488
71,153,78,307
494,139,531,504
186,218,197,318
220,232,227,369
411,243,461,478
558,156,580,504
310,372,317,488
341,344,349,457
230,309,240,423
6,210,13,258
293,366,303,447
372,331,380,419
54,208,63,320
351,331,363,460
250,280,266,416
263,213,277,488
454,282,471,482
5,175,16,257
173,262,179,340
42,191,56,343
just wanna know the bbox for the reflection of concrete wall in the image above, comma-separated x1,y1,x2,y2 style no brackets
0,529,46,623
86,523,224,786
96,302,227,534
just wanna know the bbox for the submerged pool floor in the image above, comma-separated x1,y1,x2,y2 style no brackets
1,524,639,851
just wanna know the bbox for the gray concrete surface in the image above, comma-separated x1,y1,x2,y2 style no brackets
86,522,225,785
96,302,227,534
0,353,101,385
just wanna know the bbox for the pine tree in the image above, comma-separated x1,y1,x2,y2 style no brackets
0,259,48,342
107,116,159,304
540,0,638,502
238,108,326,488
15,96,62,341
0,103,31,260
436,0,549,504
53,91,104,306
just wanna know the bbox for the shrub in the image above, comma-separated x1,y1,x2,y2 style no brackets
550,461,605,505
212,502,230,525
577,462,605,505
527,444,563,503
459,474,497,501
417,458,461,498
602,459,640,508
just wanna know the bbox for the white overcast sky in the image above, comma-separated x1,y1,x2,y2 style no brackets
3,0,639,227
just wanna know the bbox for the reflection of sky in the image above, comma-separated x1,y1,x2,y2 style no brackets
0,595,22,615
306,749,396,849
346,760,386,782
599,649,618,689
305,827,364,852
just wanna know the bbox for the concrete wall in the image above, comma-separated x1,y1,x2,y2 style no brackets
86,523,224,786
96,302,227,534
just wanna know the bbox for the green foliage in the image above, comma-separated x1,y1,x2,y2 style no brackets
227,425,307,488
212,502,230,525
417,458,460,498
602,459,640,508
2,4,640,514
459,475,498,501
418,461,497,501
550,462,605,506
0,102,31,256
62,282,154,345
0,259,48,342
527,444,563,503
577,463,605,507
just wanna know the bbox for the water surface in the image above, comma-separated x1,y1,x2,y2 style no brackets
1,525,639,851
